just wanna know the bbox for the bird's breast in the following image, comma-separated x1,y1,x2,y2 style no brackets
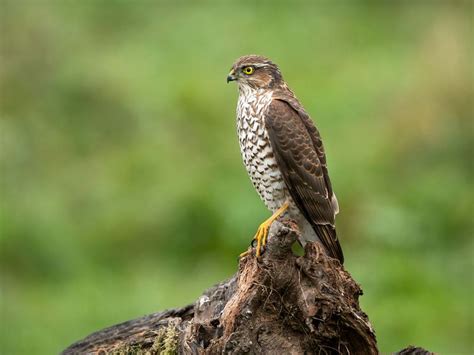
236,89,290,212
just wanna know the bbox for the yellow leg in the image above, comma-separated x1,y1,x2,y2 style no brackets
240,201,290,258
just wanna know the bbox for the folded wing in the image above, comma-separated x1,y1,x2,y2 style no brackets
265,98,344,263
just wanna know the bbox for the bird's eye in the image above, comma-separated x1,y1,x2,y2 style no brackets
242,66,254,75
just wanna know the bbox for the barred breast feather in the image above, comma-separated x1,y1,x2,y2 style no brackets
236,86,290,213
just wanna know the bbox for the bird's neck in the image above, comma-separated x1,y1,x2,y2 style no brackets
238,85,270,99
237,86,274,125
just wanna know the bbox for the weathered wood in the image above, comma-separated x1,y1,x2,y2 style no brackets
62,221,430,354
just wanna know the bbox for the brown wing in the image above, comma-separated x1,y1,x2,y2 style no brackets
265,98,344,263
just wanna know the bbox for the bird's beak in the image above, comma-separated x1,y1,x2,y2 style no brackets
227,69,237,83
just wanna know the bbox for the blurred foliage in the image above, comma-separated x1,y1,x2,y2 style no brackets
0,1,472,354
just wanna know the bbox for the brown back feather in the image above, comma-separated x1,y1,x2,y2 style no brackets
265,95,344,263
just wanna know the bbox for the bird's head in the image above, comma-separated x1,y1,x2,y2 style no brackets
227,55,283,90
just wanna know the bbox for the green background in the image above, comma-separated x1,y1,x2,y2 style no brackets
1,1,472,353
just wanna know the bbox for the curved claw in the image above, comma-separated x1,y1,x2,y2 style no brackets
239,201,290,259
239,224,269,259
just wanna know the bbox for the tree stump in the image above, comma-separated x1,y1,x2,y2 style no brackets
62,221,431,354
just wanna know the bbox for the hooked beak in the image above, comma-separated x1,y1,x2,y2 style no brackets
227,69,237,83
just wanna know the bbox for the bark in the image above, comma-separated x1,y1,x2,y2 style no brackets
62,221,431,355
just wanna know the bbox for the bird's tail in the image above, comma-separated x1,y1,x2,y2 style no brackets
312,224,344,264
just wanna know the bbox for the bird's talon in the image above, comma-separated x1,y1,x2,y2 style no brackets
256,236,262,258
254,224,269,258
240,201,290,259
262,227,269,246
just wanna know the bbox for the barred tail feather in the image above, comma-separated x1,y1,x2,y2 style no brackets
312,224,344,264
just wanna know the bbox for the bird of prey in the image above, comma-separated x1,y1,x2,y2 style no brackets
227,55,344,263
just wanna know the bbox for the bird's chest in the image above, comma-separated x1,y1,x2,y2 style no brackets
236,89,289,211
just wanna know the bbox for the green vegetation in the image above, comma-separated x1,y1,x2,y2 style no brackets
152,321,180,355
1,1,472,354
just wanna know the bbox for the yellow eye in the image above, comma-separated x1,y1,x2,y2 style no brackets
242,66,254,75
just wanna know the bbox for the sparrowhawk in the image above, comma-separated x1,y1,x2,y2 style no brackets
227,55,344,263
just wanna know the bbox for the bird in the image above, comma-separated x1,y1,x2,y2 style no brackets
227,55,344,263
